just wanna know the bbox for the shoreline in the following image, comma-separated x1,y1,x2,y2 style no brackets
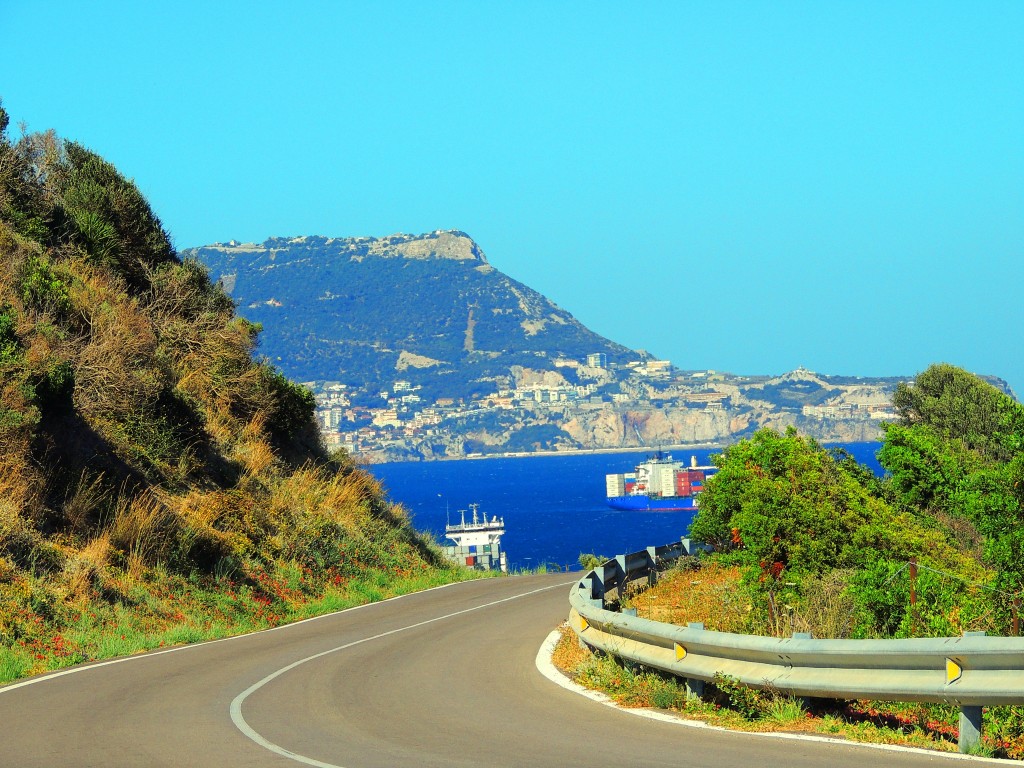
357,439,885,466
360,442,727,465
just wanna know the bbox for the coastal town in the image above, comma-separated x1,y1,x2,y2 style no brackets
307,355,901,462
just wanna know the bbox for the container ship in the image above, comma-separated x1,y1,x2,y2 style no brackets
605,453,716,514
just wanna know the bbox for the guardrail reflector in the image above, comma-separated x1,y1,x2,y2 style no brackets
577,614,589,633
675,643,687,661
946,658,963,684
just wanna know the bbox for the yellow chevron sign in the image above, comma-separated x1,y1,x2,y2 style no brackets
946,658,963,684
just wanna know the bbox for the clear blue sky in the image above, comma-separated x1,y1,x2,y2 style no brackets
3,2,1022,395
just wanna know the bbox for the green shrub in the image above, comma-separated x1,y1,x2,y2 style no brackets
263,365,316,442
0,304,20,365
19,256,72,316
712,673,767,720
34,361,75,413
578,553,607,570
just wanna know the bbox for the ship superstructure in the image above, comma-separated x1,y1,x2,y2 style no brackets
443,503,508,573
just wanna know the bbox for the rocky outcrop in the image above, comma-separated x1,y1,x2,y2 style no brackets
363,230,487,262
396,351,444,370
511,366,569,389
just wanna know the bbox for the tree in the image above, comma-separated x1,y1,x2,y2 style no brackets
892,363,1024,462
881,364,1024,608
58,142,175,285
692,427,900,581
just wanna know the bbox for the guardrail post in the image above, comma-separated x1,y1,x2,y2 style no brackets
791,633,814,709
646,546,658,585
614,555,628,598
684,622,705,699
958,706,982,754
581,575,603,608
958,631,986,753
685,678,705,699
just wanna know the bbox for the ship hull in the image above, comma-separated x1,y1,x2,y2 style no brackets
606,494,699,512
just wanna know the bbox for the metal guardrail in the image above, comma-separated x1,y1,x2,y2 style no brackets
568,539,1024,753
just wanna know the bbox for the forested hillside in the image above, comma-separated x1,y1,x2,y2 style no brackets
186,233,639,400
0,105,456,681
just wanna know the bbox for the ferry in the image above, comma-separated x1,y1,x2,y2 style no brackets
443,503,508,572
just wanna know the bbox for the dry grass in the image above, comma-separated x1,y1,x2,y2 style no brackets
170,488,253,567
628,560,752,632
269,464,381,531
628,561,861,639
791,568,857,638
551,622,592,671
106,491,177,565
235,414,277,477
62,533,111,598
62,471,109,534
0,453,36,514
0,502,34,555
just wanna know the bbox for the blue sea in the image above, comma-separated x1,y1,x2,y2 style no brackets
367,443,884,571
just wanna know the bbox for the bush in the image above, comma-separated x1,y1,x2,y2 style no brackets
263,365,316,442
711,673,767,720
19,256,72,316
710,674,805,722
578,553,607,570
0,304,20,365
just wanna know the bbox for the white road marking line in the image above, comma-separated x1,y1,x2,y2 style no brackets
230,580,574,768
0,579,470,696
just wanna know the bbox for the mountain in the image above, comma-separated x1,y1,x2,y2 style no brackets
186,232,1016,462
185,231,638,402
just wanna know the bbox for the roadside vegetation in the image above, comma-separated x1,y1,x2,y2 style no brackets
552,623,988,754
564,364,1024,757
0,105,474,684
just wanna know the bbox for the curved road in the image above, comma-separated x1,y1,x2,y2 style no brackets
1,574,968,767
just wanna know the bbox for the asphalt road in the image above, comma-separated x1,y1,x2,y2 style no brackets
0,574,971,767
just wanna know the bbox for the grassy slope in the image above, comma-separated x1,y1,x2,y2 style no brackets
0,111,474,683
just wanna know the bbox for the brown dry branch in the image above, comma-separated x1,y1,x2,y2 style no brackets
73,294,163,419
791,569,857,638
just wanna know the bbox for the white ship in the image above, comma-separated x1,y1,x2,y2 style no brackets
443,503,508,573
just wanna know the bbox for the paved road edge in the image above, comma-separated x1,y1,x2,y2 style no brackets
534,628,1010,765
0,580,471,696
